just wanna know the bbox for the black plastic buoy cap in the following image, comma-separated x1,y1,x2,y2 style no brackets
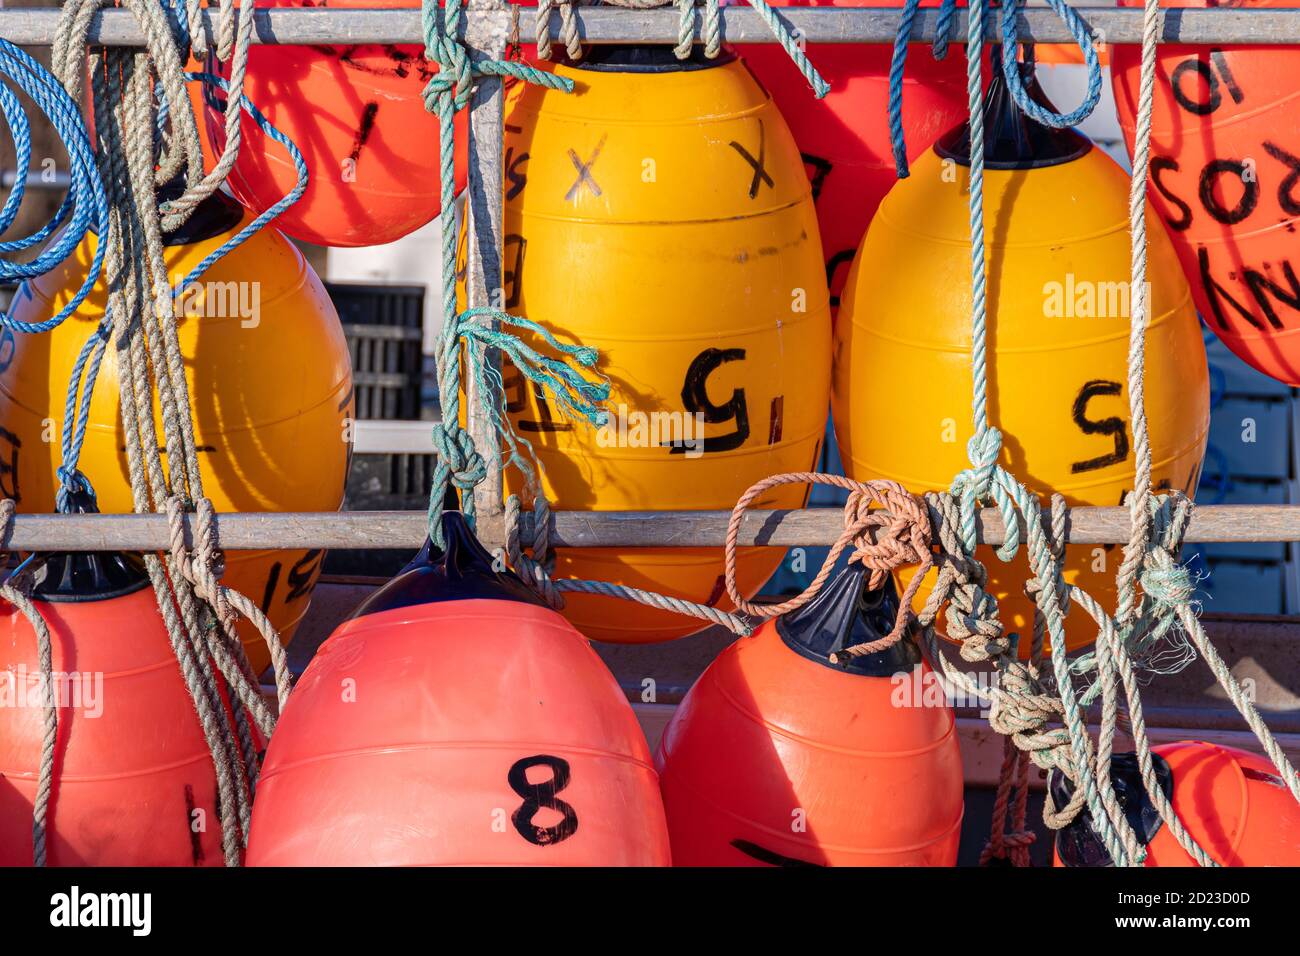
349,509,545,619
776,563,922,677
561,44,735,73
27,488,150,603
157,175,245,247
1051,751,1175,867
935,48,1092,170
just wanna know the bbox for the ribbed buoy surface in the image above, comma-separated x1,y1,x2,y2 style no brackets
0,554,223,866
741,0,969,311
1054,741,1300,867
833,71,1209,653
655,567,963,866
494,47,831,643
0,191,354,674
246,514,671,866
1112,0,1300,384
207,0,468,247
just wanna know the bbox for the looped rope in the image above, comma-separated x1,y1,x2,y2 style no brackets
889,0,1102,178
536,0,582,61
0,38,107,334
48,0,293,865
722,473,933,657
164,497,293,712
584,0,827,96
0,500,59,867
501,491,753,635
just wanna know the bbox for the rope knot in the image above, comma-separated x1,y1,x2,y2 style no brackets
431,422,488,492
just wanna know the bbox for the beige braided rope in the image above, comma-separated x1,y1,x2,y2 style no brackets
723,473,933,656
0,500,59,867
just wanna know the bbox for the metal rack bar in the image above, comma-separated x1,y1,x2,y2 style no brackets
4,7,1300,47
7,6,1300,557
3,505,1299,551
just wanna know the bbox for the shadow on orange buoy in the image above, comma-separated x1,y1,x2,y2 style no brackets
655,564,964,866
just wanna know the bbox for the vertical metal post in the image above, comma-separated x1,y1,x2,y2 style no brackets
463,1,511,544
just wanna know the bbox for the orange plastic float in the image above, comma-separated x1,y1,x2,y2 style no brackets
246,511,671,866
0,521,225,866
207,0,468,247
655,565,964,866
1053,741,1300,866
741,0,969,310
1112,0,1300,383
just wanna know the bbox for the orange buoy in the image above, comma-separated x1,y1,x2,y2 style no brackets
1053,741,1300,866
1112,0,1300,384
0,513,225,866
655,565,963,866
207,0,468,247
246,511,671,866
741,0,969,311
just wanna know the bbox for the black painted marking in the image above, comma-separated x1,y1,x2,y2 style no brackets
731,838,823,867
286,550,323,603
1198,158,1258,225
1070,380,1130,474
1171,49,1244,116
801,152,833,202
1200,246,1300,332
503,233,527,309
521,382,572,433
0,326,14,374
674,348,749,454
509,755,579,846
1264,140,1300,216
505,145,529,201
348,102,380,162
730,120,774,199
704,573,726,608
768,395,784,445
0,425,19,503
826,248,857,308
565,135,607,202
1151,156,1194,231
260,561,282,616
184,784,204,867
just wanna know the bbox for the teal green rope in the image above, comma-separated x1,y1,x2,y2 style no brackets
421,0,605,548
948,7,1143,865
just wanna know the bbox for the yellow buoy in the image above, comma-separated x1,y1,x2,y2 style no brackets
832,66,1209,653
0,188,354,673
492,46,831,643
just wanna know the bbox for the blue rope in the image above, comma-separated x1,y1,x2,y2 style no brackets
53,70,309,510
0,38,108,335
889,0,1102,178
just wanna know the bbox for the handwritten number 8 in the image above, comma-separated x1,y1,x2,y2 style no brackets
509,755,579,846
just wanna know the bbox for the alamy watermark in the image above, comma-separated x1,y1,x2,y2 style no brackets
167,273,261,328
595,403,709,459
0,665,103,718
1043,274,1152,319
891,667,997,717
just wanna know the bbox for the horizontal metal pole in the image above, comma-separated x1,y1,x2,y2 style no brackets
1,505,1297,552
3,7,1300,47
